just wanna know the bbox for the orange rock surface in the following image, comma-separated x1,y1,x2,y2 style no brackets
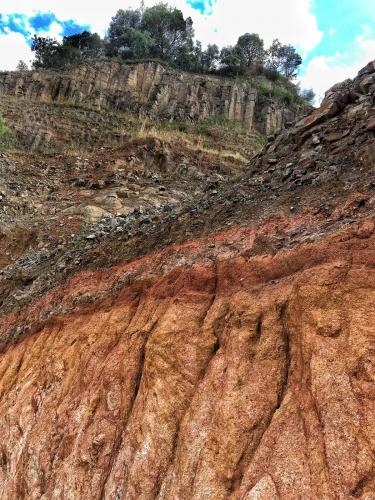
0,59,374,499
1,215,375,499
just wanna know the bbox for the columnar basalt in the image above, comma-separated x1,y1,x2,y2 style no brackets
0,61,300,134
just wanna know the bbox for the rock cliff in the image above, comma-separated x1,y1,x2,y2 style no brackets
0,60,303,135
0,61,374,499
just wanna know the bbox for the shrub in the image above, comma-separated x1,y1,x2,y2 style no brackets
257,78,298,107
0,114,12,149
16,60,29,71
300,88,316,105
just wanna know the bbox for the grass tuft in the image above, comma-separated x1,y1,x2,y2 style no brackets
0,113,12,150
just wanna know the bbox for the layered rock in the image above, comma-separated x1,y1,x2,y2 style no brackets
1,217,375,499
0,60,301,134
0,61,374,499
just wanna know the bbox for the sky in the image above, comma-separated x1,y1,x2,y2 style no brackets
0,0,374,102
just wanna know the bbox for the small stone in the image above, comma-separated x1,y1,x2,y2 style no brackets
325,131,343,142
312,135,320,145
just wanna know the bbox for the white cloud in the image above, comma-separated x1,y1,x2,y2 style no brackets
361,24,372,36
0,0,323,72
183,0,323,51
0,32,34,70
0,0,322,51
0,1,371,111
38,21,65,41
299,34,375,104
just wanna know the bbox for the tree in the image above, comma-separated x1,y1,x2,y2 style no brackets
16,60,28,71
219,46,245,75
31,35,61,69
175,40,199,72
31,32,105,69
266,39,282,72
107,9,144,56
280,44,302,79
62,31,104,60
141,3,194,61
266,39,302,79
107,4,195,66
125,29,155,58
28,3,304,82
201,44,220,72
300,88,316,105
236,33,265,68
49,32,105,67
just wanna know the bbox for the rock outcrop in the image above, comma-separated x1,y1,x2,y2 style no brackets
2,217,375,499
0,61,374,499
0,60,302,134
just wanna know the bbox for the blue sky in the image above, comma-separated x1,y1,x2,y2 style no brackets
0,0,374,100
0,12,89,38
307,0,374,62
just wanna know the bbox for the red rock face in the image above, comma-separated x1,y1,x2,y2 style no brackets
0,60,374,498
1,217,375,499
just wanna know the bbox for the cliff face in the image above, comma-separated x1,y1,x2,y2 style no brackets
1,219,375,499
0,61,374,499
0,60,301,134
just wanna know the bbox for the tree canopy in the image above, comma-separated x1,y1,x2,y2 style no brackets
29,1,309,102
105,5,303,78
31,31,104,69
107,3,194,63
237,33,265,68
266,39,302,78
16,60,29,71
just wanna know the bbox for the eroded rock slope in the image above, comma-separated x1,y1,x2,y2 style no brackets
0,61,374,499
0,60,304,136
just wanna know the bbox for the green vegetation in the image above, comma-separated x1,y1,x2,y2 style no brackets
299,88,316,105
26,2,316,109
106,4,302,78
31,31,103,69
257,78,296,106
255,75,315,109
19,97,255,159
16,60,29,71
166,115,244,135
0,113,12,150
29,2,311,99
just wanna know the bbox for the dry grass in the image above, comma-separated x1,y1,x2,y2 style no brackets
134,124,248,162
2,95,259,160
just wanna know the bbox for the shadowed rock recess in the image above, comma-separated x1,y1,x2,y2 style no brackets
0,60,374,499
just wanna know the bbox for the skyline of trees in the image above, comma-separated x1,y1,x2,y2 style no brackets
28,2,314,103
